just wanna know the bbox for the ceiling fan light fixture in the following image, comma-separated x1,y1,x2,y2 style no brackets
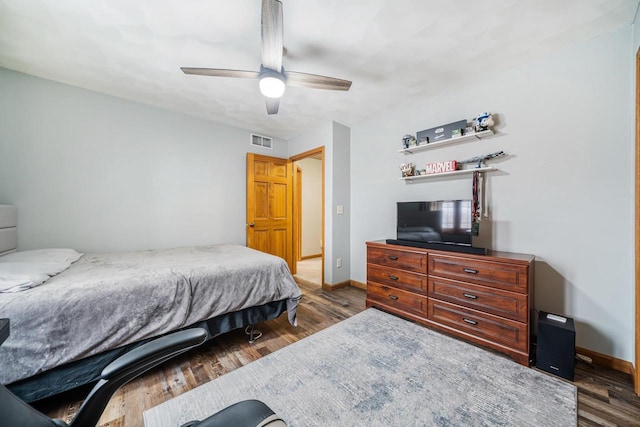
259,69,286,98
180,0,351,114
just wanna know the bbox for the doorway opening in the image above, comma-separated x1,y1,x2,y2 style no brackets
291,147,324,287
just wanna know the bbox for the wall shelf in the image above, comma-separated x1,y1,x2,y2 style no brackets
398,129,493,154
400,166,496,182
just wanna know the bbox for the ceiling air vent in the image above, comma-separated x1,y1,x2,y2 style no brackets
250,134,273,149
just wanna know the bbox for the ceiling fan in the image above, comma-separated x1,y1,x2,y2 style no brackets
181,0,352,115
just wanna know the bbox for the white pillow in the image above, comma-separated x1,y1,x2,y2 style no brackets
0,260,71,277
0,249,82,293
0,262,51,293
0,276,50,293
0,248,83,265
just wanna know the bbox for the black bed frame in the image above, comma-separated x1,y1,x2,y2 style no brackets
8,300,288,403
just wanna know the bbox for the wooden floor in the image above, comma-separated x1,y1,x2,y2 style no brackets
36,281,640,427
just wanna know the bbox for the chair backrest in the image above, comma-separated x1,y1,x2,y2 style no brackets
69,327,207,427
0,327,208,427
0,383,67,427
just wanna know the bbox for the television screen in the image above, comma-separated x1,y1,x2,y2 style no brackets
397,200,472,246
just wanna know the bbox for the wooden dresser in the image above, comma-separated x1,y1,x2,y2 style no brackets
366,241,535,366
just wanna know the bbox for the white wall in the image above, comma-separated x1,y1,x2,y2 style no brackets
331,122,351,283
635,5,640,50
288,121,351,285
351,26,635,361
296,158,322,257
0,68,288,252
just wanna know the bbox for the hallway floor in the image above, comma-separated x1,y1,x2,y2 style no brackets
294,257,322,286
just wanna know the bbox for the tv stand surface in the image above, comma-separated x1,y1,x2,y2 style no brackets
386,239,488,255
366,240,535,366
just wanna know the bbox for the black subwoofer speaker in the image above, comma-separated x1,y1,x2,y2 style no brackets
536,311,575,381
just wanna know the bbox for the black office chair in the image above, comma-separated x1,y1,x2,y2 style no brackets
0,327,286,427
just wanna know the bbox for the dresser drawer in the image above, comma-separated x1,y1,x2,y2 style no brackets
367,264,427,295
428,300,528,352
367,282,427,318
368,247,427,274
429,254,529,293
428,277,528,322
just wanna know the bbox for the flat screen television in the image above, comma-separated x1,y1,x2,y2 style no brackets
397,200,472,246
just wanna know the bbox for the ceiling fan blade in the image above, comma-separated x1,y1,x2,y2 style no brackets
261,0,283,72
265,98,279,115
181,68,259,79
284,71,352,91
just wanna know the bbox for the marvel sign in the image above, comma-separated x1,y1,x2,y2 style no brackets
424,160,457,175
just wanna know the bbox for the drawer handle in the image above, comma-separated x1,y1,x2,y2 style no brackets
463,293,478,299
388,295,399,300
463,268,478,274
388,275,399,281
463,318,478,325
388,256,399,260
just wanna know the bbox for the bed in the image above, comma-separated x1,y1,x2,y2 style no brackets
0,205,302,402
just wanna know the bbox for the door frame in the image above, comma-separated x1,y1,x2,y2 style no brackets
635,47,639,395
291,147,325,287
294,164,303,262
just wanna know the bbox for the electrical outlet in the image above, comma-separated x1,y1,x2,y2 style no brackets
336,258,342,268
337,205,344,215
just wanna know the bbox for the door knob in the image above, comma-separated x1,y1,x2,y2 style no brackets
248,222,255,227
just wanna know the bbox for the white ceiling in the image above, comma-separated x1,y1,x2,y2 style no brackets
0,0,638,139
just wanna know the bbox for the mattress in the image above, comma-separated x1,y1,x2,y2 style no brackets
0,244,302,386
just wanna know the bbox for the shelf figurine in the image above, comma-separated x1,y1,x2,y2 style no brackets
402,134,417,149
458,151,505,168
474,112,495,132
400,163,415,177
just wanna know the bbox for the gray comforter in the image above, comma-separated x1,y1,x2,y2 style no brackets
0,244,302,385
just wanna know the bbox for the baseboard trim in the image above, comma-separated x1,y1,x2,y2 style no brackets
301,254,322,261
322,280,351,291
349,280,367,290
576,346,634,375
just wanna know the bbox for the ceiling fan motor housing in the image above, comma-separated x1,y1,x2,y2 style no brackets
259,66,287,98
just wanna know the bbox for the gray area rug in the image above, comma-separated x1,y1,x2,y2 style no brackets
144,308,577,426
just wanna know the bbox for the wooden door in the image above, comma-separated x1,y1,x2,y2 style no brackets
246,153,294,272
